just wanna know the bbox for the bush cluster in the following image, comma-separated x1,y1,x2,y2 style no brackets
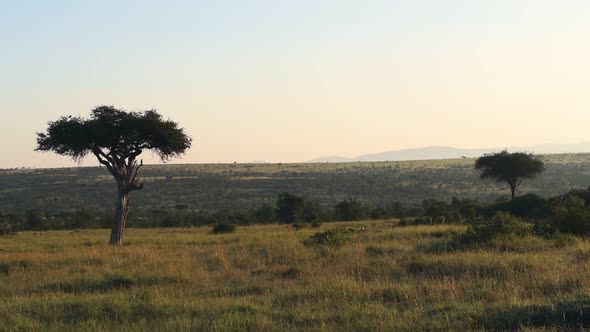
303,227,366,247
455,212,533,246
6,188,590,239
210,223,236,234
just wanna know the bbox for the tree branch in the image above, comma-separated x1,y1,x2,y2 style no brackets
92,149,116,176
127,159,144,193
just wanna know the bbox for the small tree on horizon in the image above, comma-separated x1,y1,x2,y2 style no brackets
36,106,191,245
474,150,545,200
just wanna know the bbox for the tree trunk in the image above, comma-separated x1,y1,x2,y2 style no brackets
109,184,129,245
510,184,516,200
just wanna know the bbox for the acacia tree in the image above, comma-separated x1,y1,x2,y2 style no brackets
36,106,191,245
474,150,544,200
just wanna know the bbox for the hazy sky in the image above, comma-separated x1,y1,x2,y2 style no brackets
1,1,589,168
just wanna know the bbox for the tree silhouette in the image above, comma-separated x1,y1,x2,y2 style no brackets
474,150,544,200
36,106,191,245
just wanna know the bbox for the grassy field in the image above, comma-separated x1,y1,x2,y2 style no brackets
2,221,590,331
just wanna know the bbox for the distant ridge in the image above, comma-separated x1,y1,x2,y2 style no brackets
307,142,590,163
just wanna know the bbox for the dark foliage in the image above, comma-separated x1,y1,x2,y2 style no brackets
334,198,370,221
486,194,551,219
451,197,478,219
276,192,305,224
481,299,590,330
475,150,545,199
25,209,47,230
253,203,277,224
551,196,590,235
455,212,533,246
211,223,237,234
36,106,191,162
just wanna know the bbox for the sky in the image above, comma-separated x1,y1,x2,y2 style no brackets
1,0,589,168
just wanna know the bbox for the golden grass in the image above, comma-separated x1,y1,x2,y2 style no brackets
1,222,590,331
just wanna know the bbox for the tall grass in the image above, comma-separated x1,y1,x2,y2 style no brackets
1,222,590,330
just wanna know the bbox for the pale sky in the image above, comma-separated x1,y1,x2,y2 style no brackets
1,1,589,168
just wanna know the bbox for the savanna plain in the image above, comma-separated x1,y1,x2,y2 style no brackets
2,221,590,331
3,156,590,331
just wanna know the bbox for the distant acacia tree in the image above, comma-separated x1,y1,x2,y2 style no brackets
36,106,191,245
474,150,544,200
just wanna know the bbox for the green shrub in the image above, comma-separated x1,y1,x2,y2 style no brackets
211,223,237,234
303,227,366,247
334,198,369,221
486,194,551,219
276,192,305,224
455,212,533,246
551,197,590,235
532,220,559,238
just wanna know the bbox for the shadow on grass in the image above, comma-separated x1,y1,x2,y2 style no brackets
402,255,531,280
41,274,183,293
481,299,590,331
26,300,178,324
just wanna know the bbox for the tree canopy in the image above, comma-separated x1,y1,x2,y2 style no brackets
36,105,191,164
474,150,545,199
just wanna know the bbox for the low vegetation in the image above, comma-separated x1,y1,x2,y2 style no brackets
2,222,590,330
210,223,237,234
3,154,590,216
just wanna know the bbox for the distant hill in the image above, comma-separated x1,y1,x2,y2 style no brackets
308,142,590,162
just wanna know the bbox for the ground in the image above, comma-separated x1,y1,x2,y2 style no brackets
1,221,590,331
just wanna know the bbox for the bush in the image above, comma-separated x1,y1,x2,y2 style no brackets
253,203,276,224
532,220,559,239
422,199,452,222
210,223,237,234
455,212,533,246
551,197,590,235
159,213,186,228
334,198,370,221
304,227,366,247
276,193,305,224
486,194,551,219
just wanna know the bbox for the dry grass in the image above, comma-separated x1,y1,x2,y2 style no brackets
1,221,590,331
